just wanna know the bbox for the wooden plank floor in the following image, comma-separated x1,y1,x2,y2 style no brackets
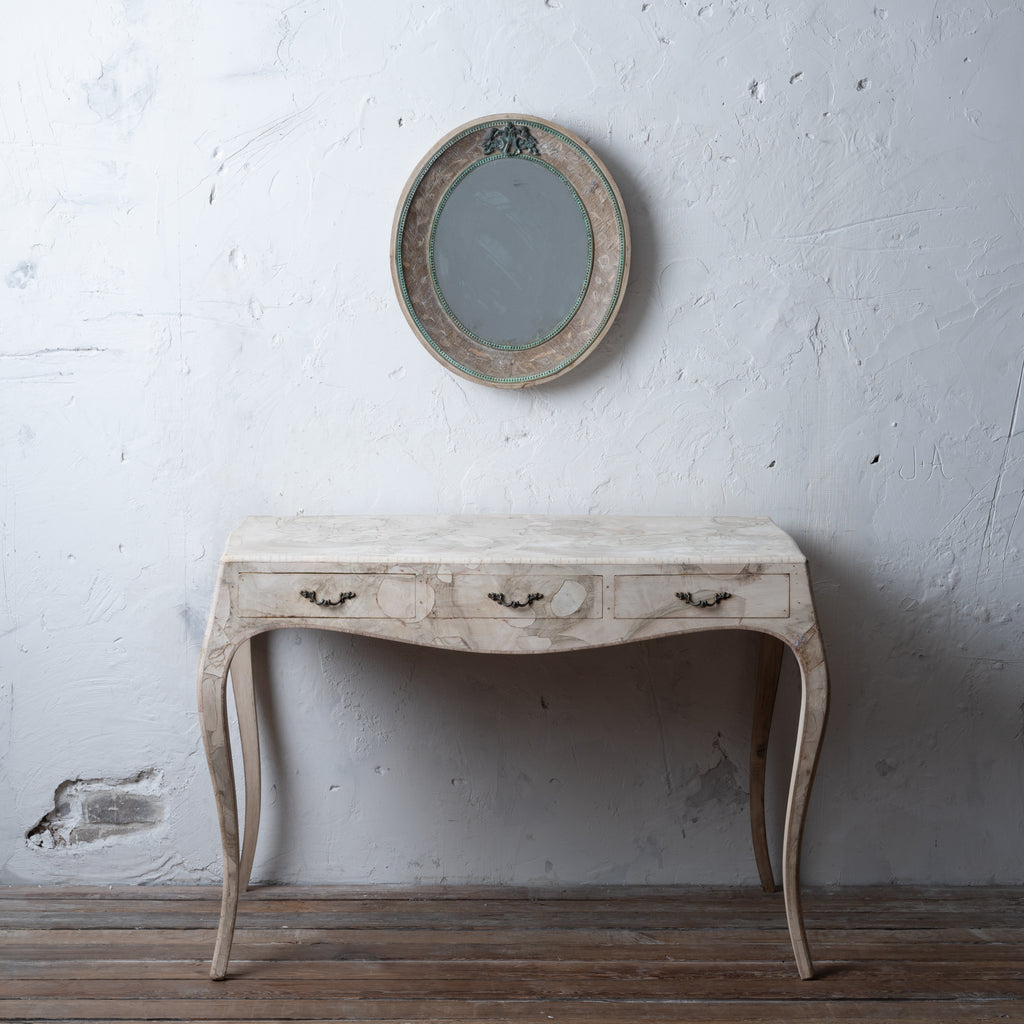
0,885,1021,1022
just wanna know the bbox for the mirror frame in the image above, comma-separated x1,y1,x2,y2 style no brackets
391,114,630,388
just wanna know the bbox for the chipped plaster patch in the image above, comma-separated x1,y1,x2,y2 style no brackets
26,769,165,849
6,262,36,289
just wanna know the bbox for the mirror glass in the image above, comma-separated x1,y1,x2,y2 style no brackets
430,158,592,349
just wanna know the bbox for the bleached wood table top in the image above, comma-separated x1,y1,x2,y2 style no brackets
224,514,806,566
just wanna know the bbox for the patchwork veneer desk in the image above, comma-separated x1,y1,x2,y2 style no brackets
197,515,829,980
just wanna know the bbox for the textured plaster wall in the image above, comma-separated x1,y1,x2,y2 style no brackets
1,0,1022,887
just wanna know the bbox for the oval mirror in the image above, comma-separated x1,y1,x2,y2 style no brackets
391,115,630,388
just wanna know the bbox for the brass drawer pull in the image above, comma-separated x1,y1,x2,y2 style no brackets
488,591,544,609
300,589,357,608
676,590,732,608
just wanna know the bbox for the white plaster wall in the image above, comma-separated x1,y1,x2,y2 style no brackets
1,0,1022,887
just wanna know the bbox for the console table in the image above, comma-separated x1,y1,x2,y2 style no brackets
197,515,829,980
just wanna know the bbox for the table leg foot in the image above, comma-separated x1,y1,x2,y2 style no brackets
209,876,238,980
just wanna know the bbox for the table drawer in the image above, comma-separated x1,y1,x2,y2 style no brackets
614,573,789,619
237,573,417,619
438,574,603,619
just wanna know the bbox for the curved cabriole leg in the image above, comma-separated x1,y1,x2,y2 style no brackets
781,626,830,980
198,639,241,981
231,638,261,893
750,633,784,893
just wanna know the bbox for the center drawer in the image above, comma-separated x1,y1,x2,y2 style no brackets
436,574,603,619
237,573,417,619
614,573,790,619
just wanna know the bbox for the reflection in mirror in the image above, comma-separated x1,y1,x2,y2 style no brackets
431,158,592,349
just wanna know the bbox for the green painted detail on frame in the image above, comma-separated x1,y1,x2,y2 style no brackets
426,154,594,352
482,121,540,157
394,117,627,385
